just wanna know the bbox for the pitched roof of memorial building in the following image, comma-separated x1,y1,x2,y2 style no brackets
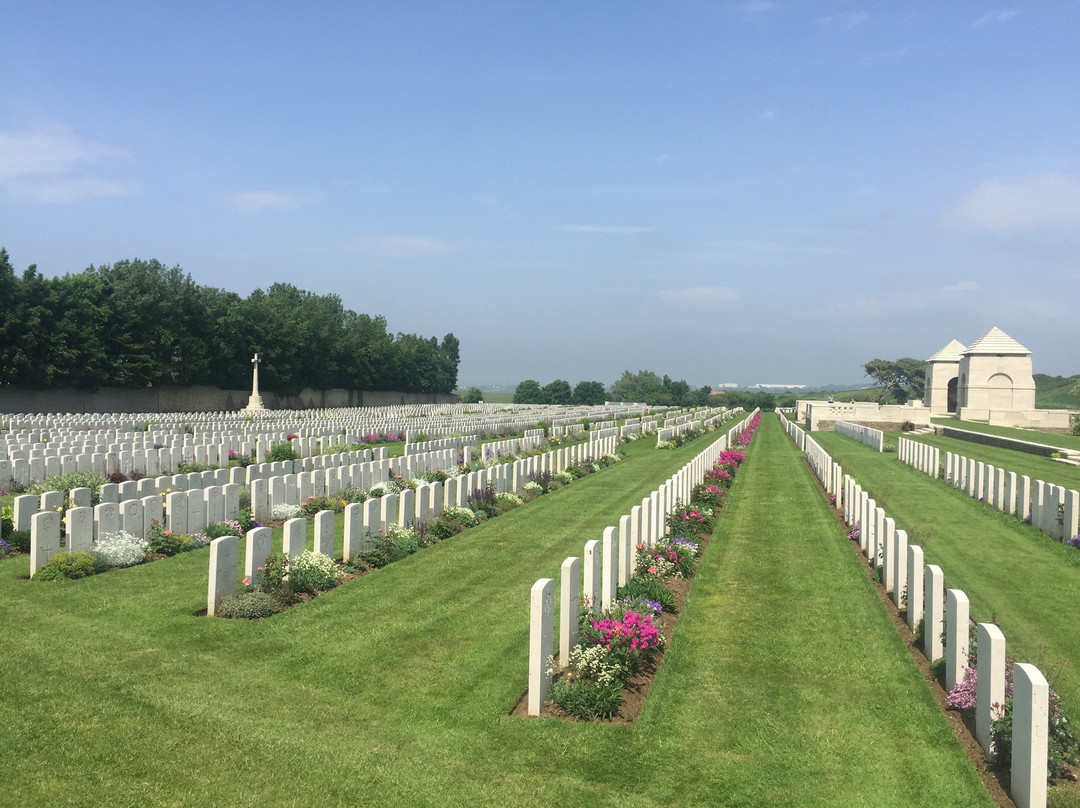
927,339,967,363
963,327,1030,355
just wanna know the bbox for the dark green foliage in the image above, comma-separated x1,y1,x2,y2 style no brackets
32,551,102,581
145,522,198,556
0,250,460,394
863,357,926,403
572,380,607,405
542,379,572,404
617,578,677,613
6,530,31,554
265,442,300,463
217,591,281,620
549,679,623,721
460,386,483,403
608,369,711,407
202,522,240,540
513,379,542,404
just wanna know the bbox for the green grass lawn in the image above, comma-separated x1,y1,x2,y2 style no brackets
814,431,1080,709
931,417,1080,452
0,417,993,807
890,431,1080,492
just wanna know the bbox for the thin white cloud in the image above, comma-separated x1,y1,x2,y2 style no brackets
556,225,654,234
359,235,455,258
817,11,869,31
760,109,777,120
6,177,139,203
945,173,1080,231
660,286,741,307
229,190,324,213
942,280,979,293
973,9,1019,27
0,124,137,202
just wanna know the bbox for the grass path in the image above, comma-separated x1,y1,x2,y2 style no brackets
0,418,992,807
815,431,1080,705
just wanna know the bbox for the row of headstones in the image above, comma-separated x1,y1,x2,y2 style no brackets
834,419,884,452
207,435,624,615
656,420,701,445
897,436,940,476
784,413,1052,808
842,475,1051,808
526,411,760,715
900,438,1080,543
28,484,243,576
2,402,657,439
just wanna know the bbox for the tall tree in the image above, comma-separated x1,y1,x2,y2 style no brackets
513,379,543,404
864,358,926,403
572,380,607,405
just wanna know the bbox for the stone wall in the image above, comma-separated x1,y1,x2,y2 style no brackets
0,386,458,414
940,426,1059,458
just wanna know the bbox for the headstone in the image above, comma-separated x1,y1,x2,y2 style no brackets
583,539,601,614
142,495,164,538
314,510,335,558
976,623,1006,759
207,535,239,617
343,502,363,561
204,486,225,525
1012,663,1049,808
166,491,188,535
13,494,38,532
244,527,272,587
924,564,945,663
66,506,94,553
94,502,120,542
601,526,618,611
945,589,970,692
528,578,554,716
560,556,581,663
30,511,62,576
283,518,307,560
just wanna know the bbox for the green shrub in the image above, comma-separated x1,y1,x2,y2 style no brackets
265,441,300,463
203,522,242,540
549,678,622,721
289,550,339,593
617,578,677,613
6,529,31,554
33,551,102,581
26,472,108,505
217,591,281,619
145,521,197,556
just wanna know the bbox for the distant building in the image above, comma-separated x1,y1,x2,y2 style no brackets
715,382,739,389
750,383,807,390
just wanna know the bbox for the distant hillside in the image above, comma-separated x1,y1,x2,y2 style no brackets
1035,374,1080,409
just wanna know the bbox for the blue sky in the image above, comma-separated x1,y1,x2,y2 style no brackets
2,1,1078,390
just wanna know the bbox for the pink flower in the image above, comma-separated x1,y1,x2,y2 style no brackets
242,577,250,585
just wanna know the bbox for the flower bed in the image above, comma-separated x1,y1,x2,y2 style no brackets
538,413,762,722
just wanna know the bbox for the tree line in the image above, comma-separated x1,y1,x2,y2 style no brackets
503,370,713,407
0,250,460,396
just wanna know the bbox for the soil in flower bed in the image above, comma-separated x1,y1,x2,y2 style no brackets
510,532,708,726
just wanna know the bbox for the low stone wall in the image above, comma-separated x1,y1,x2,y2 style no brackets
0,386,458,414
940,426,1060,458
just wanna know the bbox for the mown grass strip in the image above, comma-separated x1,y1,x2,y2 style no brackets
639,413,992,807
930,417,1080,452
815,430,1080,707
